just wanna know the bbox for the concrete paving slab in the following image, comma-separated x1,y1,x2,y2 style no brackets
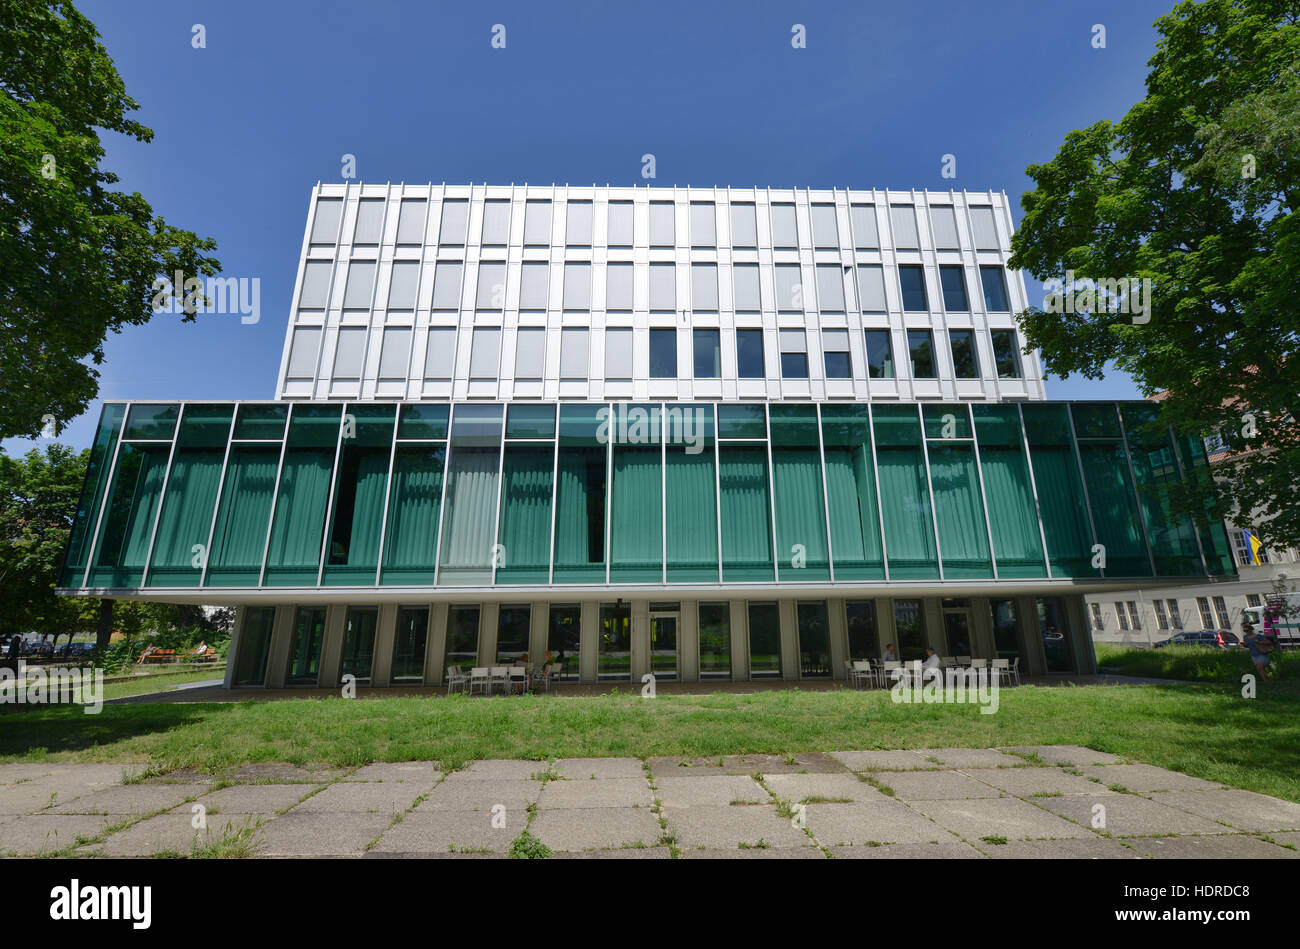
961,767,1112,797
828,841,984,859
1079,764,1221,792
221,763,352,783
1270,831,1300,849
288,781,425,815
199,783,320,815
1146,789,1300,833
910,797,1094,840
530,807,664,852
138,767,222,784
93,813,265,857
762,773,884,804
537,778,654,809
552,758,645,780
553,847,672,859
981,837,1140,859
0,815,118,855
1000,745,1124,766
679,845,827,858
664,804,809,850
446,760,547,781
256,812,393,856
803,801,952,846
1033,793,1229,837
48,783,207,816
828,750,940,772
653,775,767,807
415,778,539,812
881,770,1003,801
0,763,73,784
644,756,731,775
369,809,525,854
343,762,442,783
646,753,844,775
1122,834,1300,859
912,748,1027,769
0,781,81,815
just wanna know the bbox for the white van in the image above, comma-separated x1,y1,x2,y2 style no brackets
1242,594,1300,650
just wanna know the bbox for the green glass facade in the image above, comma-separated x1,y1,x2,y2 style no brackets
58,400,1235,592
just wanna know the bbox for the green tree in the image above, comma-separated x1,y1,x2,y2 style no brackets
0,443,99,642
1008,0,1299,547
0,0,220,440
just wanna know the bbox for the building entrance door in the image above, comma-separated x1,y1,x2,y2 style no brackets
649,612,678,680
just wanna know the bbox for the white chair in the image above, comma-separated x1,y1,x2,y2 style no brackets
446,665,469,694
991,659,1011,687
489,666,509,695
538,663,558,694
468,667,490,696
508,665,527,694
849,660,874,690
941,656,956,669
881,659,902,687
956,655,972,666
1010,657,1021,686
970,658,988,670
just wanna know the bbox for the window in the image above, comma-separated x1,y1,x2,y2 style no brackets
1166,598,1183,629
378,327,411,380
1090,603,1105,631
481,199,510,245
286,327,321,378
846,601,879,659
1127,602,1142,630
354,198,384,244
736,329,765,378
850,204,879,248
856,265,887,311
438,198,468,245
431,261,463,310
939,265,969,311
524,200,551,245
649,328,677,378
343,261,375,308
771,203,798,247
445,605,480,668
605,327,632,379
949,329,979,378
548,605,581,679
424,327,457,379
811,203,838,248
691,263,719,311
300,261,331,308
519,261,548,310
566,201,593,246
235,607,275,686
469,328,500,378
693,329,721,378
822,329,850,378
899,265,927,311
515,327,544,379
563,262,591,310
864,330,894,379
893,598,926,661
969,206,999,249
496,606,530,664
333,326,366,378
907,329,936,378
311,198,342,243
476,262,506,310
1246,593,1262,608
930,205,959,249
395,198,426,244
1213,596,1230,629
779,329,808,378
560,328,588,378
890,205,919,249
649,262,675,311
815,264,845,312
991,330,1022,378
690,202,716,246
980,266,1010,311
1154,600,1169,630
1115,602,1130,631
392,607,428,681
730,203,757,247
649,201,675,246
775,264,802,312
698,603,731,678
607,201,634,246
387,261,418,310
733,263,761,311
341,607,377,681
606,262,633,310
1197,597,1215,630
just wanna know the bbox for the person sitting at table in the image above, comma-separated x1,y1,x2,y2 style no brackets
922,647,941,671
883,644,897,662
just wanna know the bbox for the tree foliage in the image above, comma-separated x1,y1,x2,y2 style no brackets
0,0,220,439
1008,0,1300,547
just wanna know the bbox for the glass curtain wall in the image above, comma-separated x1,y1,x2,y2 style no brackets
1120,403,1204,577
438,404,504,585
665,404,718,581
611,405,664,582
496,405,556,584
1021,404,1093,576
206,405,288,586
972,405,1047,578
770,406,830,580
61,403,127,586
923,405,993,579
718,406,774,581
554,405,608,583
1071,404,1152,577
323,405,396,585
381,405,448,585
872,406,939,579
820,406,884,580
265,404,343,585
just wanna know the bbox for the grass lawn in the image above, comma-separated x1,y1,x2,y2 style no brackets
97,667,227,701
3,669,1297,803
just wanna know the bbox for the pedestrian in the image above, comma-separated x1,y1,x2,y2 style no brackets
883,643,897,662
1242,621,1274,681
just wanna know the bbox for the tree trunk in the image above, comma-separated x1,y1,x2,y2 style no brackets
94,599,115,652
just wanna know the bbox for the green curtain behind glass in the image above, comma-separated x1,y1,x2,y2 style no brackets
147,449,224,586
771,448,829,579
611,446,663,580
497,445,553,582
719,446,773,581
876,448,939,579
208,448,280,584
265,451,334,583
822,445,884,578
665,450,718,579
553,446,606,580
91,445,168,585
978,446,1047,577
323,450,391,583
1077,441,1152,576
381,446,444,583
926,444,993,578
1026,446,1092,575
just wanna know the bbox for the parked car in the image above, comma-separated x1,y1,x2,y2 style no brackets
1153,631,1240,649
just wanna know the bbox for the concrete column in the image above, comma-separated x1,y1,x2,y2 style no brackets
970,597,995,659
371,603,397,687
1017,595,1046,676
579,600,599,682
827,597,847,680
264,605,297,689
630,599,650,683
730,599,749,680
424,603,448,686
529,601,548,666
679,598,698,682
922,597,945,655
317,605,347,688
780,599,799,680
877,597,898,662
223,607,246,689
1066,595,1095,673
479,602,499,666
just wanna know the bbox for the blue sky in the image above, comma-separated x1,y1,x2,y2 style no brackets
9,0,1170,457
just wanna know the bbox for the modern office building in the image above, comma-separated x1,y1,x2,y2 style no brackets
56,183,1237,689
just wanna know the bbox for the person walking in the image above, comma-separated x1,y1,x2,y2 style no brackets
1243,621,1274,681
